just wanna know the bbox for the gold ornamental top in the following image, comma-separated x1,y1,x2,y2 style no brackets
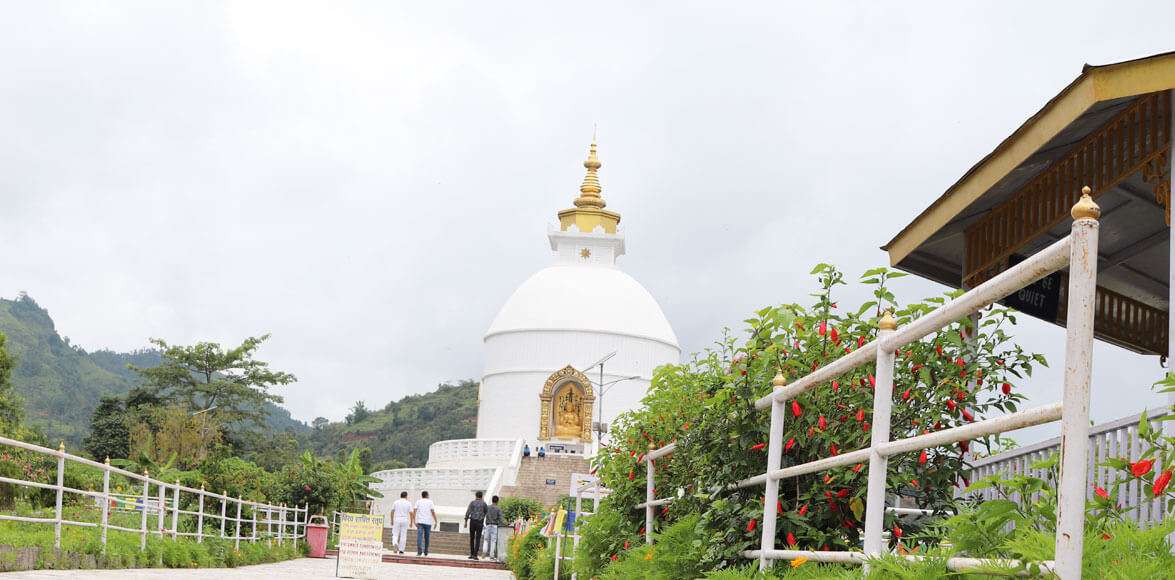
558,139,621,233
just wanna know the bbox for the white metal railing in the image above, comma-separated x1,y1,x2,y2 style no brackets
967,406,1172,526
636,191,1103,578
0,435,307,551
559,476,606,580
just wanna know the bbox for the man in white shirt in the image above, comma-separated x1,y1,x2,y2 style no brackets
409,490,438,557
389,491,412,555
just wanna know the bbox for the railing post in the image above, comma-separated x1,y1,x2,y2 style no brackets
197,485,205,544
219,491,227,539
140,471,150,551
235,495,243,550
252,503,258,542
54,441,64,550
278,504,285,545
266,506,273,546
758,372,787,571
644,443,654,544
171,480,180,539
100,457,111,551
157,478,166,536
298,503,307,548
863,312,897,561
1054,188,1100,579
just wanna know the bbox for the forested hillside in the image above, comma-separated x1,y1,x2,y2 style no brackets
307,380,478,468
0,294,306,445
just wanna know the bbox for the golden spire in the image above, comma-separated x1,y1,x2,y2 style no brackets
558,135,621,233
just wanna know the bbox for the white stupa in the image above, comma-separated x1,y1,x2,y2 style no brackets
370,140,680,529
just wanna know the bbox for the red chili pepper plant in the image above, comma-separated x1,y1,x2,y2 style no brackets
588,264,1042,568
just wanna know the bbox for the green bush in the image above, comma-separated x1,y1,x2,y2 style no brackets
500,496,544,523
507,524,548,579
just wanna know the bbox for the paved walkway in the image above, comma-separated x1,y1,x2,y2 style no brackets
1,557,516,579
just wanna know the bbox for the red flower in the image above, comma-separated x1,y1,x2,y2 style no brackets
1001,383,1012,395
955,357,965,367
857,336,866,348
623,541,630,550
637,454,645,463
1094,486,1110,500
797,503,809,517
918,450,928,465
862,422,870,433
910,478,919,487
628,469,635,481
852,463,864,473
868,374,876,388
818,321,827,336
855,409,865,422
786,532,797,546
901,388,911,401
946,399,957,411
830,327,840,343
893,526,903,539
961,408,974,422
750,442,767,451
935,343,944,356
746,518,757,533
836,489,849,498
611,554,618,561
682,422,690,431
777,500,783,514
303,484,312,493
911,363,923,373
1153,470,1172,496
958,440,969,453
791,400,802,417
830,444,839,456
832,380,839,392
785,438,796,452
818,415,827,430
1131,459,1154,478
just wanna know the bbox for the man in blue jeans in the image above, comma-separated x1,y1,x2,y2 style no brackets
409,490,438,557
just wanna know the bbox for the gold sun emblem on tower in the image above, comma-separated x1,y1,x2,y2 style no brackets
579,248,591,259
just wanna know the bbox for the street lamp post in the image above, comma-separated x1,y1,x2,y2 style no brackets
581,352,640,450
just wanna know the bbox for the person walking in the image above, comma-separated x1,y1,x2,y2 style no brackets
464,490,488,560
390,491,412,554
481,495,503,560
410,490,437,557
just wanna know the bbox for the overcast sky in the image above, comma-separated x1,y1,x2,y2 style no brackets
2,2,1171,443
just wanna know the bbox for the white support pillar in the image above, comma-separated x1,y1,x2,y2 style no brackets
100,457,111,550
863,313,897,559
644,444,654,544
54,442,64,550
140,473,150,551
1054,188,1100,579
157,482,166,535
197,486,205,544
171,481,180,538
219,491,227,538
758,372,787,572
235,496,243,549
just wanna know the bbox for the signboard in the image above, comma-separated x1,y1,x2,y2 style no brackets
335,513,383,579
1001,255,1062,321
545,478,557,486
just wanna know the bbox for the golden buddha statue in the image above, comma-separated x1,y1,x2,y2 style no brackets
553,385,584,439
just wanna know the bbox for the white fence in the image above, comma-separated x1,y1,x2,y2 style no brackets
968,406,1172,526
0,435,307,551
636,191,1104,578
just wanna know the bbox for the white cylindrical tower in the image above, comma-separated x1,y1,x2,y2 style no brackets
478,140,680,450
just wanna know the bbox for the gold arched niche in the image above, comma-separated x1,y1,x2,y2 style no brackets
538,365,595,442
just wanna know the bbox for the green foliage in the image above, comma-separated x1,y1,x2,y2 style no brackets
0,332,20,437
590,264,1044,570
308,380,478,468
0,294,307,447
199,456,278,502
573,497,639,579
82,396,129,461
507,524,548,580
132,335,295,430
500,496,544,523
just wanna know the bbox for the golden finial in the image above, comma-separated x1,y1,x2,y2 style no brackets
144,469,150,477
104,456,110,465
879,311,897,331
58,441,65,452
574,139,605,209
1072,186,1101,220
772,371,787,388
648,442,656,451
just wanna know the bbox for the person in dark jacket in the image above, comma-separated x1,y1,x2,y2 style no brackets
481,495,504,560
464,490,488,560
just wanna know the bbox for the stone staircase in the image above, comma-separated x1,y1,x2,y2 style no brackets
383,527,469,556
498,454,590,507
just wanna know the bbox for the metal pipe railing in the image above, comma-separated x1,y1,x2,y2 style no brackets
635,191,1101,579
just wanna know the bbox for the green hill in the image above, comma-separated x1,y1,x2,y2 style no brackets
0,294,307,446
307,381,478,468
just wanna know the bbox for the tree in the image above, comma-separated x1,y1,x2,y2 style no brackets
0,332,21,437
345,401,370,425
133,334,295,429
312,417,329,430
82,396,130,461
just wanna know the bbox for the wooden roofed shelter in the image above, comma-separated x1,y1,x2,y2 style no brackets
884,52,1175,364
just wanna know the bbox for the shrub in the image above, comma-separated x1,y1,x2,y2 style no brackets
507,524,547,579
500,496,544,523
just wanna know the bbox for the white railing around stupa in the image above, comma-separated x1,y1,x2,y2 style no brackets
634,192,1104,578
425,438,519,468
966,406,1171,527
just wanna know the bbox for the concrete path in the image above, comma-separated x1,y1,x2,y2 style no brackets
0,557,516,579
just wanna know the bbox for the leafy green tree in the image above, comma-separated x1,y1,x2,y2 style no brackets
82,396,130,460
345,401,370,425
0,332,21,437
133,334,295,430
